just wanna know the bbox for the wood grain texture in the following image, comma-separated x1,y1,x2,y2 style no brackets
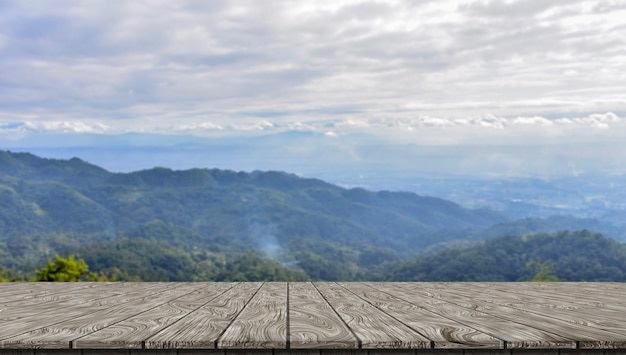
0,283,110,317
0,285,142,344
144,283,263,349
289,282,358,349
401,283,626,349
1,283,204,349
343,283,502,349
435,283,626,341
379,283,576,349
0,283,149,317
471,283,626,314
73,283,236,349
218,283,288,349
313,283,431,349
1,283,626,351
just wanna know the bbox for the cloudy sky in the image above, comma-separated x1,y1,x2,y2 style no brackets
0,0,624,157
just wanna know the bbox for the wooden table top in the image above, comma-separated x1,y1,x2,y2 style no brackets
0,282,625,351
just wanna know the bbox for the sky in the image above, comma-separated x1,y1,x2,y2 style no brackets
1,0,626,177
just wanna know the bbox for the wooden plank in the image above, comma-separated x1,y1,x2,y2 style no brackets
435,283,626,340
144,282,262,349
0,284,137,324
289,282,358,349
471,283,626,313
342,283,502,349
0,283,170,339
379,283,576,349
489,282,626,306
313,282,431,349
0,282,625,351
72,282,235,349
460,283,626,342
218,282,287,349
0,285,147,343
0,283,205,349
402,283,626,349
0,283,110,311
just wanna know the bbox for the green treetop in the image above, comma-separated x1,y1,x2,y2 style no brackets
35,254,106,282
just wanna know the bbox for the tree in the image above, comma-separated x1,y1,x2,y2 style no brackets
526,260,559,282
35,254,109,282
0,268,8,282
0,266,27,282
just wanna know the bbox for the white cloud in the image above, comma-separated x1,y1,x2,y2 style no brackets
176,122,224,131
0,120,110,137
5,112,624,145
0,0,623,140
511,116,554,126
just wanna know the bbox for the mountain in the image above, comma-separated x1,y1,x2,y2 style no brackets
0,149,507,279
1,150,625,281
9,132,626,227
387,230,626,281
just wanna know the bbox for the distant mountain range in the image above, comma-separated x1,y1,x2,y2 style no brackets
7,131,626,224
1,150,625,281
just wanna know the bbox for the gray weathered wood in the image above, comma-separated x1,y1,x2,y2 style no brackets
342,283,502,349
313,283,431,349
463,283,626,311
435,283,626,340
289,282,358,349
0,282,626,351
218,282,288,349
1,283,205,348
377,283,576,349
73,283,236,349
144,282,263,349
399,283,626,349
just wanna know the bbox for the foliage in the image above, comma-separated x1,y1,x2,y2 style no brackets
525,260,559,282
33,254,112,282
214,252,309,281
0,149,511,280
2,151,626,282
387,230,626,282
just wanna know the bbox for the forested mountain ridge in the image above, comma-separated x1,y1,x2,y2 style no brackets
0,150,503,250
2,150,626,281
387,230,626,281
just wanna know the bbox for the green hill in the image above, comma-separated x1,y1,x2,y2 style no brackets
2,150,625,281
0,150,509,279
387,230,626,281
